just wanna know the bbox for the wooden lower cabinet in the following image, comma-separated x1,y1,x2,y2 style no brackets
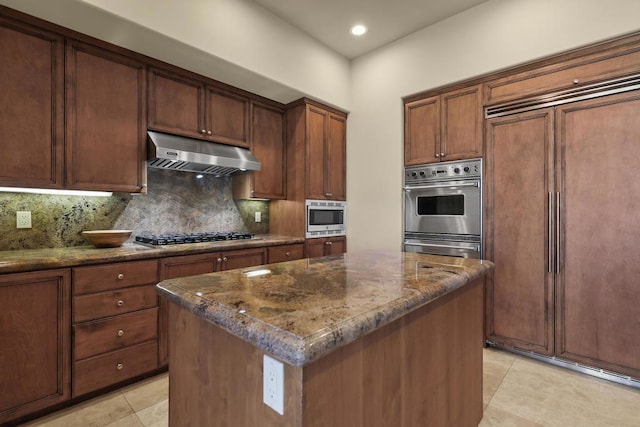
486,90,640,378
71,260,160,398
305,236,347,258
0,269,71,425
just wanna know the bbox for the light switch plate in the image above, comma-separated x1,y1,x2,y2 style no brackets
16,211,32,229
255,211,262,223
263,354,284,415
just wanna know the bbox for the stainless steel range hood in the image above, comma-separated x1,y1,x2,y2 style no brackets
147,131,261,176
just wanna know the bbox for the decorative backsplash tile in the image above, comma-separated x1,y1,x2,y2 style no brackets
0,169,268,250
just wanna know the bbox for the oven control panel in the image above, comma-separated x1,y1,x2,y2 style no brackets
404,158,482,184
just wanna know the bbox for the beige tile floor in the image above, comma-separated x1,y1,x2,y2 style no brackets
21,348,640,426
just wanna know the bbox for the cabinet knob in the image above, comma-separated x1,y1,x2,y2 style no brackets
440,152,445,157
217,258,222,263
117,300,124,307
117,330,124,337
207,130,212,135
573,79,580,84
325,241,333,245
285,251,291,257
223,256,228,262
201,129,207,134
117,273,124,280
325,192,333,197
116,363,124,371
435,153,440,158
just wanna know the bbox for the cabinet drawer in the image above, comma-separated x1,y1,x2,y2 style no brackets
73,260,159,295
72,341,158,397
74,308,158,361
268,244,304,263
73,285,158,323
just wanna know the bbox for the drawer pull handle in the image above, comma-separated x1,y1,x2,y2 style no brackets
117,273,124,280
116,363,124,370
117,300,124,307
117,330,124,337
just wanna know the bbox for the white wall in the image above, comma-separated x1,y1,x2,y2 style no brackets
347,0,640,252
0,0,351,108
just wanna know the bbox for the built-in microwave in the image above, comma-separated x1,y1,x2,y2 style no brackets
306,199,346,238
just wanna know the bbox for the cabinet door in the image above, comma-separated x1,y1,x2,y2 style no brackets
206,87,249,147
326,114,347,200
0,18,64,189
305,238,327,258
555,92,640,377
404,96,440,165
485,109,555,355
325,236,347,255
250,101,286,199
0,269,70,424
306,106,328,199
222,247,267,271
441,85,483,161
148,67,205,139
66,41,146,192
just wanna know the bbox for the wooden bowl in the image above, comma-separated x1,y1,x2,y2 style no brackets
82,230,132,248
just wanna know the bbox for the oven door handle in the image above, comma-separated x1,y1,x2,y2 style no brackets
403,182,479,191
404,241,480,252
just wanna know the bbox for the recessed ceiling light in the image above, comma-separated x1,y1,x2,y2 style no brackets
350,24,367,36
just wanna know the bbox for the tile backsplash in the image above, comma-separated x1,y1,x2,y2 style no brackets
0,169,268,251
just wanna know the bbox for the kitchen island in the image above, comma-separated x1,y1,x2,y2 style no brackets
157,251,493,426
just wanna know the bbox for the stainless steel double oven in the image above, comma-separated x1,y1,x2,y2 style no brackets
403,159,482,259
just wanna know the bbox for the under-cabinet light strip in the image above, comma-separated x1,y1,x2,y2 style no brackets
0,187,113,197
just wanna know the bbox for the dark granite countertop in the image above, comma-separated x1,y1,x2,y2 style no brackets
157,250,494,367
0,235,304,274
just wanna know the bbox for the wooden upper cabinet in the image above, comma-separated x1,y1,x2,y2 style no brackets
148,67,249,147
66,41,147,193
441,85,483,161
148,67,205,139
485,41,640,105
206,87,249,147
405,84,482,165
233,101,286,199
0,269,71,425
326,114,347,200
305,104,347,200
0,17,64,189
405,96,440,165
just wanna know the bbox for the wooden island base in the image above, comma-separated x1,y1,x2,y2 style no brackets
168,278,483,427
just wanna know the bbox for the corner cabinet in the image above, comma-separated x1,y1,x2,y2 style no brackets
404,84,482,165
0,16,64,189
233,101,286,199
66,40,147,193
148,67,249,147
0,269,71,425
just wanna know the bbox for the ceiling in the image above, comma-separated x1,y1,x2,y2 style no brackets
252,0,489,59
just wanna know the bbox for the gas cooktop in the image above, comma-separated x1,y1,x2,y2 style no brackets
135,231,254,246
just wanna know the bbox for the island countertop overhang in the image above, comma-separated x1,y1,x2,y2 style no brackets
156,250,494,367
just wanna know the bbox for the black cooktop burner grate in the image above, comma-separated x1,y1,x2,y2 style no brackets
135,231,254,246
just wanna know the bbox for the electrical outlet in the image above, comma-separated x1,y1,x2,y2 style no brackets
16,211,32,229
263,355,284,415
255,211,262,223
